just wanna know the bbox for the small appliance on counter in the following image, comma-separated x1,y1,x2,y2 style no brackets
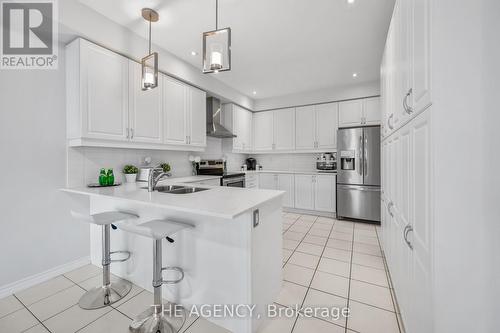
316,152,337,172
245,158,257,171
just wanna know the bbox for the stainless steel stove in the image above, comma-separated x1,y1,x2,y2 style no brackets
197,160,246,187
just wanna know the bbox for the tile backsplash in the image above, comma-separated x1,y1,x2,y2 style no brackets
249,153,324,172
67,137,247,187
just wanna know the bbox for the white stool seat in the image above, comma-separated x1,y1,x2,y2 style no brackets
71,211,138,225
120,219,193,239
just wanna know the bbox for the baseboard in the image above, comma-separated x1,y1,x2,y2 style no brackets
283,207,336,218
0,256,90,299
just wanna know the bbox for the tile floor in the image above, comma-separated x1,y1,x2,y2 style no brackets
0,213,403,333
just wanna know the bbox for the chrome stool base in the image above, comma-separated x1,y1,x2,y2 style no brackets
78,278,132,309
129,305,186,333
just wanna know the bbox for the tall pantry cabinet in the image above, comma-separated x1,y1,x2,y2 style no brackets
380,0,433,332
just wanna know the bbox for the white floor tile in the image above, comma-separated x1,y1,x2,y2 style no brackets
326,239,352,251
288,252,320,270
329,232,353,241
43,304,111,333
352,252,385,270
354,223,377,231
15,276,74,306
298,215,317,222
310,223,332,231
302,235,328,246
349,280,394,311
322,247,352,263
64,264,102,283
292,316,344,333
354,228,378,238
28,285,84,321
185,317,231,333
283,249,294,262
285,213,301,219
284,231,305,241
307,228,330,237
275,282,308,308
353,242,382,257
259,304,297,333
0,308,39,333
77,309,131,333
354,235,379,245
332,226,354,235
302,289,348,327
288,225,310,233
283,239,300,251
317,258,350,278
296,242,324,256
315,217,336,225
0,295,24,319
116,291,152,319
351,264,388,287
347,300,399,333
24,324,50,333
283,264,315,287
310,271,350,298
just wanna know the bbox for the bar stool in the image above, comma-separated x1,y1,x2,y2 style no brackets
71,211,138,309
119,219,194,333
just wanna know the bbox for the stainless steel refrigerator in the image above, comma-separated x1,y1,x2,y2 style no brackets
337,126,381,222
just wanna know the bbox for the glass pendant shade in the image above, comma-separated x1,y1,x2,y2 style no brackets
203,27,231,73
141,52,158,90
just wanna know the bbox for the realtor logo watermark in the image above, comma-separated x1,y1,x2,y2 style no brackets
1,0,58,69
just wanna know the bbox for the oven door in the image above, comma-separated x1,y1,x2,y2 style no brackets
222,177,246,187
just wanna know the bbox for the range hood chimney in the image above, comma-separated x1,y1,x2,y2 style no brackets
206,97,237,138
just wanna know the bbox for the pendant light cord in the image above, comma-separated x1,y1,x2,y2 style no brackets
215,0,218,30
148,13,152,54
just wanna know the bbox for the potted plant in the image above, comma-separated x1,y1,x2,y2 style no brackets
159,163,171,173
122,165,139,183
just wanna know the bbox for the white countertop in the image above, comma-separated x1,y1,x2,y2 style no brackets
166,175,221,183
62,179,283,219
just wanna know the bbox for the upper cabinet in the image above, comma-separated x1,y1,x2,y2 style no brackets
66,38,206,151
381,0,432,137
338,98,380,128
224,104,253,152
253,108,295,152
295,103,338,151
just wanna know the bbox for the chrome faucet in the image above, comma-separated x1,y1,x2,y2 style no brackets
147,167,172,192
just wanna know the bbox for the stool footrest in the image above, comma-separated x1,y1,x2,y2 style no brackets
161,266,184,284
110,251,131,263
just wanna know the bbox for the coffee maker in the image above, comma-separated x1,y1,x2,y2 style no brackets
245,158,257,170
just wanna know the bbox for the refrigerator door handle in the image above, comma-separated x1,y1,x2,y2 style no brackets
358,135,364,176
364,135,368,178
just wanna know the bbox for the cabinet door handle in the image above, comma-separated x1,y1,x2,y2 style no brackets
130,128,134,139
126,128,129,139
403,225,413,250
387,114,394,130
403,88,414,115
387,201,394,217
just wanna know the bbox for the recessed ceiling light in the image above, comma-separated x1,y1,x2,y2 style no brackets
347,0,355,4
252,91,257,95
352,73,358,78
191,51,198,56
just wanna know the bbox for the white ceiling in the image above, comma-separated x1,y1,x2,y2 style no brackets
79,0,395,99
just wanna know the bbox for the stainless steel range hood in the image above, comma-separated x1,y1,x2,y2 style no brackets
206,97,236,138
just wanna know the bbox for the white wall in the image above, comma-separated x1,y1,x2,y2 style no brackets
253,80,380,111
0,43,90,289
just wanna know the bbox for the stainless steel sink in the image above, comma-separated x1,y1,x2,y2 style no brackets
155,185,209,194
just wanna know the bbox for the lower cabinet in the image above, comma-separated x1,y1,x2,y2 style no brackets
295,174,336,212
258,173,294,208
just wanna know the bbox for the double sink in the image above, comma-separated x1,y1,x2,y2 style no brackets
154,185,209,194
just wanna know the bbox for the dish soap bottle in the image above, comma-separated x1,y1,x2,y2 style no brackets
106,169,114,185
99,168,107,186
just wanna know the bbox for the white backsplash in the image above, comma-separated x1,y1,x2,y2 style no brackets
249,153,323,172
67,137,247,187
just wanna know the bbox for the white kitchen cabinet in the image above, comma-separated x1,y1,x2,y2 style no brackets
258,173,294,207
187,86,207,147
245,173,259,189
225,104,253,152
315,103,338,149
253,112,274,151
128,61,162,144
66,39,129,142
314,175,336,212
163,75,188,145
338,98,381,128
295,103,338,151
294,175,315,210
273,108,295,151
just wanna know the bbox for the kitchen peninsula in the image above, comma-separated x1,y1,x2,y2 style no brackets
62,181,284,333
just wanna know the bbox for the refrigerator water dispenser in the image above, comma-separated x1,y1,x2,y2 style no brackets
340,150,356,170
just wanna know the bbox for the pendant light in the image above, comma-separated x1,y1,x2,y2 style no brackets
202,0,231,73
141,8,159,90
